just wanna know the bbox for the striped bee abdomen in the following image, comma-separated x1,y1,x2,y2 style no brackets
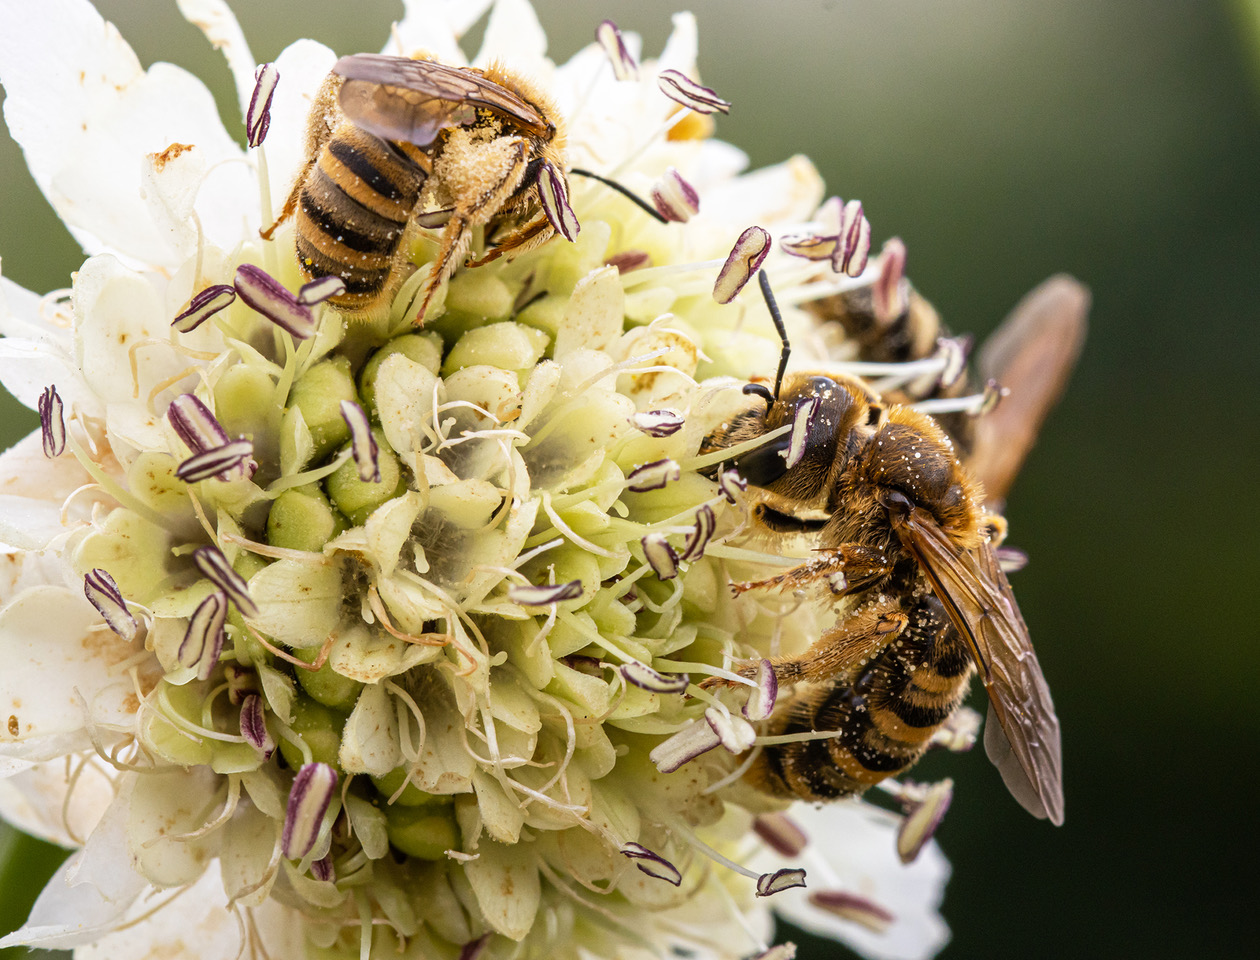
748,592,975,802
295,126,427,310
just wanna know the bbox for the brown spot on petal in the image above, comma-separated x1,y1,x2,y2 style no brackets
152,142,195,172
7,715,18,736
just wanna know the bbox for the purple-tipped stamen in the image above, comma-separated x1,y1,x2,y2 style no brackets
996,545,1029,573
172,284,236,333
168,393,228,451
224,663,257,705
742,659,778,721
783,397,819,470
649,718,721,773
175,439,255,484
239,692,274,758
606,250,651,273
621,662,689,694
935,336,971,391
458,935,492,960
780,233,840,262
596,20,639,81
537,161,579,242
873,237,908,322
641,533,680,581
976,379,1007,415
416,207,454,229
83,568,137,642
713,226,771,304
178,589,228,680
627,458,681,492
193,545,259,618
339,400,380,483
508,580,584,606
246,62,280,149
750,945,798,960
657,69,731,114
310,854,335,882
717,469,747,504
297,275,347,306
619,842,682,886
282,762,338,860
834,200,870,278
234,264,316,340
651,167,700,223
808,891,895,933
630,409,684,437
896,778,954,864
756,867,807,897
753,812,807,858
679,505,715,562
704,706,756,753
38,385,65,458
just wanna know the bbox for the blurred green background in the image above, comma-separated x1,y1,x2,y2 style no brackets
1,1,1256,958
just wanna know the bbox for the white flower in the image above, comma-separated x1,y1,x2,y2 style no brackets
0,2,956,959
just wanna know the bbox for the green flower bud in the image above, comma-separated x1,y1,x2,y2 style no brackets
267,485,338,552
324,429,405,525
385,804,460,860
276,694,347,770
288,356,356,461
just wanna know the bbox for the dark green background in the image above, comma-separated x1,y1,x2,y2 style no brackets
2,2,1256,958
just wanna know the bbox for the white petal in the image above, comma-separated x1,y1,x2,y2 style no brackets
696,155,826,238
0,272,63,342
388,0,483,65
656,12,699,76
464,839,541,941
0,336,99,417
0,585,141,763
474,0,548,70
0,0,249,268
176,0,257,120
128,767,220,886
749,802,951,960
0,790,146,949
139,142,208,262
263,39,338,214
0,430,96,552
0,753,113,848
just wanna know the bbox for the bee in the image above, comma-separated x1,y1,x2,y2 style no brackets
266,54,574,321
701,274,1086,824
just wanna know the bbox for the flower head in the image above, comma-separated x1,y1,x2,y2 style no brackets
0,2,966,959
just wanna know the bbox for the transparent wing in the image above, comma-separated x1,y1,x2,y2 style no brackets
891,505,1065,825
333,54,549,146
970,274,1089,507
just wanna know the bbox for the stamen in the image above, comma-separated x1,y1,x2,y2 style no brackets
175,439,255,484
537,161,579,242
626,458,681,492
783,396,819,469
679,504,715,562
596,21,638,81
459,934,492,960
193,545,259,618
780,232,839,263
834,199,870,277
619,842,682,886
234,264,316,340
177,589,227,680
896,778,954,864
310,854,334,882
742,659,777,721
649,718,720,772
657,69,731,114
508,580,584,606
807,891,895,933
297,275,347,306
416,207,454,229
38,385,65,457
167,393,228,450
339,400,380,483
873,237,908,322
223,663,257,705
171,284,235,333
717,469,747,503
606,250,652,273
651,167,700,223
934,336,970,391
713,227,771,304
239,692,274,758
996,545,1029,573
629,409,684,437
641,533,679,580
620,662,689,694
750,945,798,960
753,812,807,857
83,568,138,642
246,62,280,149
282,762,338,860
704,707,756,753
756,868,807,897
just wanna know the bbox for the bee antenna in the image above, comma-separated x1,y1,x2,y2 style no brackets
757,269,790,399
570,167,669,224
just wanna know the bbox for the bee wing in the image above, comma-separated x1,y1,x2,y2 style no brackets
970,274,1088,508
333,54,550,146
891,505,1065,825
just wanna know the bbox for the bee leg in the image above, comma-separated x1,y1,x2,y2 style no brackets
702,595,907,690
731,543,893,596
466,214,551,266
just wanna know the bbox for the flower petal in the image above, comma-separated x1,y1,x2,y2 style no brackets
390,0,493,65
177,0,258,120
474,0,548,71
